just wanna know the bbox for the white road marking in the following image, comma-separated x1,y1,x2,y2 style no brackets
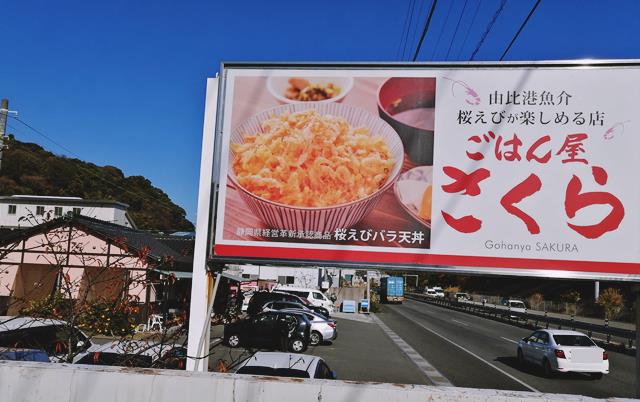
451,319,469,327
391,306,540,393
371,313,453,387
501,336,519,344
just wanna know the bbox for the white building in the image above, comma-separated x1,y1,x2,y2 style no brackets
225,265,332,290
0,195,136,229
223,265,382,290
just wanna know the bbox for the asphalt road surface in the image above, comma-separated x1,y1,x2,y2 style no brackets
377,299,635,398
209,317,431,385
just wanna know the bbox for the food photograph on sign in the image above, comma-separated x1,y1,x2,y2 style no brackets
213,67,640,276
222,75,437,249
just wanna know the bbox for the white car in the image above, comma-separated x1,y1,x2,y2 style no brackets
276,308,337,346
424,288,437,298
517,329,609,378
432,287,445,298
235,351,336,379
272,286,335,313
506,300,527,317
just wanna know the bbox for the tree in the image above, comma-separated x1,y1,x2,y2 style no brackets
527,292,544,311
560,290,582,315
597,288,624,320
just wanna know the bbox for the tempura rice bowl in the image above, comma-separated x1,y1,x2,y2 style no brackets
228,103,404,234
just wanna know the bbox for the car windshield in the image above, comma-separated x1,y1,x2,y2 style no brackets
553,335,596,347
236,366,311,378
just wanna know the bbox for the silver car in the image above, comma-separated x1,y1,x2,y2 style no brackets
276,309,337,346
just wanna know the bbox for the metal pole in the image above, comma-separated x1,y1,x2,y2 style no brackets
366,270,371,312
0,99,8,172
194,272,221,372
594,281,600,301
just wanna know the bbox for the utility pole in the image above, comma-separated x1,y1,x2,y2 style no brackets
0,99,8,172
0,98,17,173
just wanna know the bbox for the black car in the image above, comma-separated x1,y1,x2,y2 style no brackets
262,301,329,320
223,311,311,353
247,291,330,318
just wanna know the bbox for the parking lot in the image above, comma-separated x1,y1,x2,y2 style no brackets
208,313,431,385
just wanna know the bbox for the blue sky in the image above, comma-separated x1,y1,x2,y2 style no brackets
2,0,639,224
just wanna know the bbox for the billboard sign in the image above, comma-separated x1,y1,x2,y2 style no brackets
208,63,640,279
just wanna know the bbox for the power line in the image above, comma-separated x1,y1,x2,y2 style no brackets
469,0,508,61
500,0,541,61
455,0,481,60
396,0,415,60
445,0,469,60
7,116,185,219
412,0,439,61
409,0,427,55
428,0,452,60
401,0,418,60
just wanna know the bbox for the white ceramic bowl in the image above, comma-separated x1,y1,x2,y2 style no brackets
267,76,354,104
228,102,404,234
393,165,433,229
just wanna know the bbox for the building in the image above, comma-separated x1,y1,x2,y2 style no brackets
223,265,381,290
0,195,136,229
0,214,193,320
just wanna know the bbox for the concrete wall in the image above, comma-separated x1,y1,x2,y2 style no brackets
0,203,132,228
0,361,619,402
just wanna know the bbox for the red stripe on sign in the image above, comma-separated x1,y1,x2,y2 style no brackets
214,244,640,274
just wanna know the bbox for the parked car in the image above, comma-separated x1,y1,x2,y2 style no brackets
275,308,337,346
0,316,183,366
235,352,336,379
248,291,330,318
273,286,335,313
0,347,50,362
0,316,91,362
224,311,311,353
262,301,329,319
517,329,609,378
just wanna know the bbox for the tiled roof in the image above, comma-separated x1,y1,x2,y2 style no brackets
0,215,194,272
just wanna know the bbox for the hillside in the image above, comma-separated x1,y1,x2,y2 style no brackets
0,135,193,231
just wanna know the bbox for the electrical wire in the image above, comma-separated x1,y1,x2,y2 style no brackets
469,0,507,61
396,0,415,60
401,0,418,60
428,0,453,60
412,0,439,61
445,0,469,60
500,0,541,61
409,0,427,55
7,116,186,219
455,0,482,61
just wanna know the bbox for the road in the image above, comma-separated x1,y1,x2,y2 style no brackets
377,299,635,398
208,316,431,385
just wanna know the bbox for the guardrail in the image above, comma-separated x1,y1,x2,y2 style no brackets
405,293,636,348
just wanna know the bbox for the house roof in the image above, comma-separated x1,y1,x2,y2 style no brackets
0,195,129,209
0,215,194,272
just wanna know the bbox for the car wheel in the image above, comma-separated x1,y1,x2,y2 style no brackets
226,334,240,348
310,331,322,346
288,337,307,353
542,358,553,378
590,372,604,380
517,349,524,366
